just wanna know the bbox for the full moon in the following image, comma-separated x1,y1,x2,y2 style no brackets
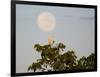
37,12,56,32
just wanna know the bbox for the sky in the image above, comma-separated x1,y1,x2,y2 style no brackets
16,4,95,73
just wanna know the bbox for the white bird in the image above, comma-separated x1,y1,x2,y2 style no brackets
48,35,53,45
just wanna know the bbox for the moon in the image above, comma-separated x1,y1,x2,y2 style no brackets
37,12,56,32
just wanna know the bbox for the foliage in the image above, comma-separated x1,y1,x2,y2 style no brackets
28,41,95,72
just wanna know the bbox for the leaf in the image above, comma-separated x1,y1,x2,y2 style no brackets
58,43,66,49
34,44,42,52
27,65,32,71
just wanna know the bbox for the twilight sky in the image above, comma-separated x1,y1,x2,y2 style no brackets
16,4,95,73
